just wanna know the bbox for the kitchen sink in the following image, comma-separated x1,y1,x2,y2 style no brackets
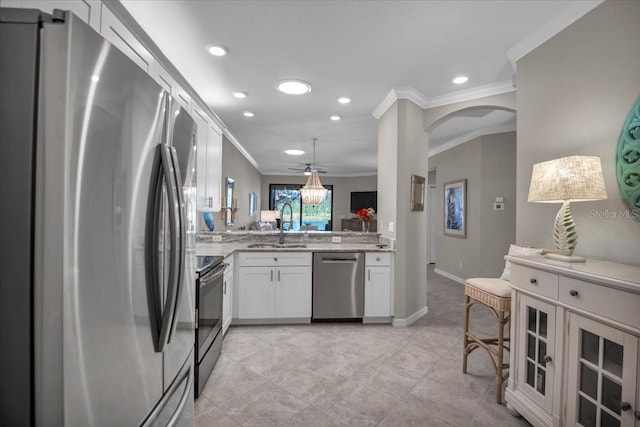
247,243,308,249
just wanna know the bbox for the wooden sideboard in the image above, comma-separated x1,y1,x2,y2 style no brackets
341,218,377,232
505,255,640,427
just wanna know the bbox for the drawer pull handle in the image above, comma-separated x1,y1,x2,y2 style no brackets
620,402,631,412
529,278,537,284
274,257,278,262
543,355,552,363
569,289,579,297
376,257,381,262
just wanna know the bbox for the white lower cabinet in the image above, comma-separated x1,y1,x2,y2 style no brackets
512,294,557,416
222,255,233,334
505,256,640,427
237,252,312,321
565,314,638,427
364,253,392,318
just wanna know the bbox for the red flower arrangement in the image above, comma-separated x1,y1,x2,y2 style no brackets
355,207,375,222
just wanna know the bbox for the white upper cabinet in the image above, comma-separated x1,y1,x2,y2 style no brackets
154,64,192,113
193,109,222,212
4,0,101,31
100,4,154,74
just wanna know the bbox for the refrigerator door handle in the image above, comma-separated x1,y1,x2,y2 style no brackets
156,143,181,351
166,146,185,344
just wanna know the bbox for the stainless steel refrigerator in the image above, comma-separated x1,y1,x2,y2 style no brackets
0,8,197,426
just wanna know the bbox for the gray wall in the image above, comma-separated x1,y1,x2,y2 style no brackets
214,136,263,231
430,131,516,279
260,175,377,231
516,0,640,265
378,100,428,321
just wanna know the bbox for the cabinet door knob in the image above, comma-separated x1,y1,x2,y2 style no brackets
620,402,631,412
543,355,552,363
634,410,640,420
274,257,278,261
376,257,381,262
569,289,579,297
529,278,537,284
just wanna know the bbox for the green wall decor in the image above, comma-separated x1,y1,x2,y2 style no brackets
616,97,640,222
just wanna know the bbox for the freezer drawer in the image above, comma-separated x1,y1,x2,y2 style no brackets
312,252,364,320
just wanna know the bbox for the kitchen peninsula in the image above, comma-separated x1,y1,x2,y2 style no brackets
198,231,395,327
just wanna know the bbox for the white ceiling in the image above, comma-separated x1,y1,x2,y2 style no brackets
120,0,591,176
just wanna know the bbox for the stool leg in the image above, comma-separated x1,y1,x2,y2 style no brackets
496,308,505,404
462,294,470,374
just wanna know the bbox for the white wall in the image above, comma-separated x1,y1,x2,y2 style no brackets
516,0,640,265
260,175,377,231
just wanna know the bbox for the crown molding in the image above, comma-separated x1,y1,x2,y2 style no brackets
372,80,515,119
428,123,516,157
421,80,515,109
505,0,604,71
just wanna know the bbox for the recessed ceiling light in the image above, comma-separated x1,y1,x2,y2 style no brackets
330,115,341,121
232,91,247,99
452,75,468,84
337,97,351,104
276,80,312,95
285,149,305,155
242,111,255,118
206,44,228,56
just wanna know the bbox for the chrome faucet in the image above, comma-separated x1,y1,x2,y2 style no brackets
279,202,293,244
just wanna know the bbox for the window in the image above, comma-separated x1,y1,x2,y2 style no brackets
269,184,333,231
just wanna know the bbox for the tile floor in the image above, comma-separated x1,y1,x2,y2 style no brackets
194,265,532,427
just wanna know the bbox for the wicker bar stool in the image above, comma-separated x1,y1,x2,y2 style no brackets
463,277,511,404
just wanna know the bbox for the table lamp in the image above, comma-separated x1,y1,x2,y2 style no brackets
260,210,278,230
527,155,607,262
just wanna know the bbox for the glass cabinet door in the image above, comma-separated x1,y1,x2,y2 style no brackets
566,314,638,427
516,295,556,411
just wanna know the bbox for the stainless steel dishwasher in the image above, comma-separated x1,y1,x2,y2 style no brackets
312,252,364,320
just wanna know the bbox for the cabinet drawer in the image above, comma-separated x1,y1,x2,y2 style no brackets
560,277,640,329
365,253,391,266
238,252,312,267
511,264,559,300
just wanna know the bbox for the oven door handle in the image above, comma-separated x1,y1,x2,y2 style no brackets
200,263,227,284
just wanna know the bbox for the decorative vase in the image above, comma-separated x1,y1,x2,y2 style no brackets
361,220,370,232
203,212,215,231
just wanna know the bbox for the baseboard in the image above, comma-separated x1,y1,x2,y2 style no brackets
232,318,311,325
392,305,428,328
434,268,465,285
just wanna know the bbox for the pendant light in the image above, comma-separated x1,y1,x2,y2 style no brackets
300,138,327,205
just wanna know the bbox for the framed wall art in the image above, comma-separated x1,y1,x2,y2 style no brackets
410,174,425,211
444,179,466,238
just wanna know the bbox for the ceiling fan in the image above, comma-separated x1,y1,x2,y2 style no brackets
289,163,327,175
288,138,327,175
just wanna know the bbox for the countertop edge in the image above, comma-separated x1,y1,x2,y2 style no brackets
506,255,640,294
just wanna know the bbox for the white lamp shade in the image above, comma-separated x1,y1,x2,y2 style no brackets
260,210,278,222
528,155,607,203
300,170,327,205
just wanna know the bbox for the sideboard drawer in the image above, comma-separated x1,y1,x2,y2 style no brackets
511,264,559,300
560,277,640,330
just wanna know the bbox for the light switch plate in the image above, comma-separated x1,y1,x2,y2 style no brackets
211,235,222,242
332,236,341,243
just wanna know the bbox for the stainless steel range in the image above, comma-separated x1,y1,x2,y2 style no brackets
194,255,226,398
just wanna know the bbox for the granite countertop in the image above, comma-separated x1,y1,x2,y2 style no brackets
197,242,395,257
